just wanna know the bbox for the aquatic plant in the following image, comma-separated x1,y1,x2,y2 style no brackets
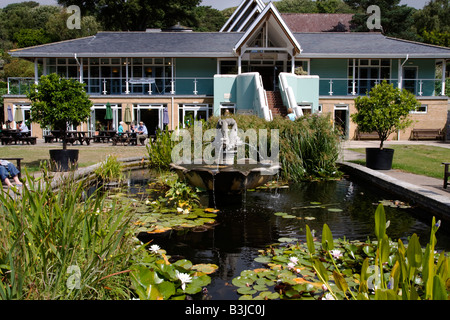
0,169,139,300
232,204,449,300
94,155,123,183
130,246,217,300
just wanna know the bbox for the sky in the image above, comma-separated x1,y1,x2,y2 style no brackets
0,0,431,10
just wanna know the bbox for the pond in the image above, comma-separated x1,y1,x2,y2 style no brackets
121,169,450,300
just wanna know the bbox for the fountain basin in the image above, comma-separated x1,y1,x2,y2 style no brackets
170,161,280,194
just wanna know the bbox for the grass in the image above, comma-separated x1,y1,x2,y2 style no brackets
0,144,147,173
349,145,450,179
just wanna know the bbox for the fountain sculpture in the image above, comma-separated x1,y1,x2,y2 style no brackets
170,117,280,194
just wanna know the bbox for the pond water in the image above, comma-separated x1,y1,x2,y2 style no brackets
123,169,450,300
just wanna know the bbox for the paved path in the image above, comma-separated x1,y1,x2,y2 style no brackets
340,140,450,199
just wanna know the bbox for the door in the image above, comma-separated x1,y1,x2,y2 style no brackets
334,105,349,139
135,105,163,136
403,67,417,95
359,67,379,94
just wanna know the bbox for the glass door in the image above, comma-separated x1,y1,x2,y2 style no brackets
403,67,417,95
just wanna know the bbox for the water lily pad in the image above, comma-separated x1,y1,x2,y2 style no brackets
237,287,257,295
278,237,297,243
304,217,316,220
192,263,219,274
232,276,255,287
274,212,288,216
328,208,343,212
282,215,296,219
254,256,272,264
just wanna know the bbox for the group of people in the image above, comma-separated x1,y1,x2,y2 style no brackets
117,121,148,146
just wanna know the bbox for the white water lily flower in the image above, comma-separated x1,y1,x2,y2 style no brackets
322,293,335,300
289,256,299,265
177,207,184,213
330,249,343,259
176,270,192,291
287,262,296,270
149,244,160,254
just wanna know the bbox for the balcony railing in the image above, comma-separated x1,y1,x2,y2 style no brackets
6,77,214,96
319,78,445,97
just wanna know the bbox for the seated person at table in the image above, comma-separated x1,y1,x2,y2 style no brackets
0,159,22,188
118,121,125,136
137,121,148,146
17,121,30,137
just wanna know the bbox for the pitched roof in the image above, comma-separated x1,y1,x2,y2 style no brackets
10,32,244,58
281,13,354,32
9,31,450,59
294,32,450,58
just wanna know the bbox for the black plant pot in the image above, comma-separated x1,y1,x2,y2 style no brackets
365,148,394,170
49,149,79,172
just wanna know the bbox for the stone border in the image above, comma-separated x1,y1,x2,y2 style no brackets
49,156,150,190
339,161,450,224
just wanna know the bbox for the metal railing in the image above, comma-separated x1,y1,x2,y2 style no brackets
7,76,215,96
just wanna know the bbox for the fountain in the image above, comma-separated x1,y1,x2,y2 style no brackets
170,117,280,194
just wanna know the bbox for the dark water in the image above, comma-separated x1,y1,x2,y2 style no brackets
125,170,450,300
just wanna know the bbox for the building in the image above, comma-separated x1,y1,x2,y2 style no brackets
3,0,450,140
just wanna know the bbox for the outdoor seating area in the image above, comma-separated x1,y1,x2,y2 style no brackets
0,129,37,145
411,128,445,140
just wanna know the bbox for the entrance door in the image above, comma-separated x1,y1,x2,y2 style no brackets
252,66,276,91
334,105,349,139
135,105,163,136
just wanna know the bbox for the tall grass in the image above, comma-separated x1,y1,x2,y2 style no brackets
147,114,342,182
0,169,140,300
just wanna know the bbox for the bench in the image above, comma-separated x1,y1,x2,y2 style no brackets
443,162,450,189
1,136,37,145
355,130,379,140
411,129,444,140
2,157,24,178
112,134,137,146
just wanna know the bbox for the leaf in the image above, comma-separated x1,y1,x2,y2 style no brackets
313,259,329,283
332,270,348,293
282,215,296,219
305,225,315,255
254,256,272,264
278,237,297,243
192,264,219,274
374,204,386,241
274,212,288,216
321,224,334,251
327,208,343,212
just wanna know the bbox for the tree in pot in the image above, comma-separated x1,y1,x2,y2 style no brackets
351,81,419,170
27,73,93,171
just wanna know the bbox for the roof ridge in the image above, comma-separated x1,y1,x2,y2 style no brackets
385,35,450,51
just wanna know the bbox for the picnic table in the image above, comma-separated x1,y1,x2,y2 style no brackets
93,130,117,143
0,129,37,145
66,131,92,145
112,131,137,146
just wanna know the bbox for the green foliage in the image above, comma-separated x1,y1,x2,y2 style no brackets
130,248,215,300
13,28,51,48
27,73,93,149
351,81,419,149
147,114,342,182
94,155,123,183
0,170,139,299
233,203,449,300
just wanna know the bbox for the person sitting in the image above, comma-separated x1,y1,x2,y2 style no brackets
286,108,297,121
118,121,125,136
0,159,22,188
137,121,148,146
17,121,30,136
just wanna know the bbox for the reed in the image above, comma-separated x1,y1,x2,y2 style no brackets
0,169,139,300
146,114,342,182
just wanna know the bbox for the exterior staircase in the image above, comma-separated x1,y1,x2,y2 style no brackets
266,91,287,118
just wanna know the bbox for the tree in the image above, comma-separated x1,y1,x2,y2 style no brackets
56,0,201,31
45,9,101,42
351,81,419,149
27,73,93,150
344,0,418,41
412,0,450,47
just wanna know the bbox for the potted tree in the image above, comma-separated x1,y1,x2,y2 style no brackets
28,73,93,171
351,81,419,170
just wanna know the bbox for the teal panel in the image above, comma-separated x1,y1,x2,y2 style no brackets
310,59,348,95
213,75,237,115
176,58,216,95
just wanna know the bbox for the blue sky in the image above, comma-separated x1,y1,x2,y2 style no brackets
0,0,431,10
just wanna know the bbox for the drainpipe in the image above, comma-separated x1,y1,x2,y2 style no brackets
441,59,447,96
398,54,409,91
74,53,82,83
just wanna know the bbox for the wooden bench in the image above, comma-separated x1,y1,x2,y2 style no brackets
1,136,37,145
411,129,444,140
356,130,379,140
443,162,450,189
112,134,137,146
2,157,24,178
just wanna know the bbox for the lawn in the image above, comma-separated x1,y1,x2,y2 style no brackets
0,144,148,173
349,145,450,179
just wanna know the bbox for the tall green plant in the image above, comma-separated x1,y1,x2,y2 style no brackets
0,170,139,299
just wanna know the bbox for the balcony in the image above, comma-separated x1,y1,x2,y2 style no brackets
6,76,214,96
319,78,446,97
